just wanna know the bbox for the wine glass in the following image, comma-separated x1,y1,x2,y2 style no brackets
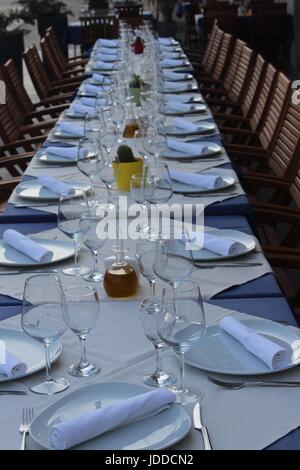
153,228,194,282
22,274,69,395
130,173,150,233
136,237,159,297
97,155,117,207
57,191,91,276
109,103,126,137
101,123,118,159
80,211,108,282
144,163,173,205
153,127,167,162
63,285,101,377
77,138,102,205
158,280,206,405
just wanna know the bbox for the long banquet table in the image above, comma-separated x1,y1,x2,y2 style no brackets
0,35,299,450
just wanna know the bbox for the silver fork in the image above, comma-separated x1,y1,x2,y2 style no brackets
208,376,300,390
19,407,34,450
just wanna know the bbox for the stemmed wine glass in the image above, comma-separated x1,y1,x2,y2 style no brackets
130,173,150,233
57,190,91,276
97,154,118,207
63,285,101,377
22,274,69,395
77,138,102,205
158,280,206,405
80,210,108,282
100,123,118,160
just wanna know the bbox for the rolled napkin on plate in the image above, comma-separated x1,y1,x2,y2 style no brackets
158,37,176,46
166,101,194,113
50,388,176,450
164,81,187,92
163,71,188,81
219,316,291,370
96,38,119,48
93,61,115,71
80,97,106,108
84,83,107,95
71,103,96,118
162,52,183,59
162,58,187,68
96,47,118,56
203,232,246,256
3,229,53,263
173,117,204,132
165,94,198,103
167,138,209,156
95,53,118,62
57,122,85,138
170,170,223,190
46,146,86,161
37,176,75,197
0,344,27,378
92,73,111,84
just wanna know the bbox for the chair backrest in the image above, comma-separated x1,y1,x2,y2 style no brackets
46,27,67,69
258,72,291,150
222,39,245,93
204,27,223,75
2,72,25,130
240,54,266,119
80,15,119,50
268,97,300,180
23,46,51,100
211,32,232,81
2,59,34,115
249,63,277,132
115,3,143,18
40,36,62,81
0,103,20,143
201,21,219,69
290,168,300,208
226,45,254,104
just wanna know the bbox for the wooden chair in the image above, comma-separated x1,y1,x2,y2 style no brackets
0,153,33,210
23,46,76,103
193,24,223,79
1,59,68,119
185,21,219,67
46,27,87,70
80,15,119,51
40,37,84,87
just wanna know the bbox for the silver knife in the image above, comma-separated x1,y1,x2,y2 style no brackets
193,402,212,450
0,391,27,395
0,269,59,275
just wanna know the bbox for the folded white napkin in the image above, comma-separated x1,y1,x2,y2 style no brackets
173,117,203,132
37,176,75,197
0,345,27,378
92,73,111,84
93,61,114,71
164,81,186,92
80,97,106,108
58,122,85,138
96,39,119,48
167,101,194,113
219,316,291,370
162,52,183,59
162,58,186,68
50,388,176,450
96,47,118,56
71,103,96,118
95,53,118,62
163,71,186,81
170,170,223,189
84,83,107,95
3,229,53,263
46,146,85,161
203,232,246,256
165,94,195,103
167,138,209,156
159,37,176,45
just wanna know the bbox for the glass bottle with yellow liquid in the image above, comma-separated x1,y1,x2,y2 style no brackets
103,238,139,299
123,98,140,139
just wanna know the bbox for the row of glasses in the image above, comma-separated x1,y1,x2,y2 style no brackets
22,275,101,395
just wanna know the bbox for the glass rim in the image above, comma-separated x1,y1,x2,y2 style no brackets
63,285,98,299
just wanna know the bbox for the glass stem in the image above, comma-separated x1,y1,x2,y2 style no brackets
107,185,112,204
92,250,100,274
44,343,53,383
179,351,186,395
74,238,80,271
79,336,88,366
89,176,94,201
149,279,156,297
141,203,148,229
154,344,163,375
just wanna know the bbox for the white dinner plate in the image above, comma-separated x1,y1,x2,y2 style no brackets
163,103,208,116
170,228,256,261
163,82,198,93
0,329,62,382
29,382,191,450
16,180,91,201
161,142,222,160
185,318,300,376
162,60,191,69
0,237,75,267
51,129,84,140
165,121,216,136
171,174,235,194
36,149,77,165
